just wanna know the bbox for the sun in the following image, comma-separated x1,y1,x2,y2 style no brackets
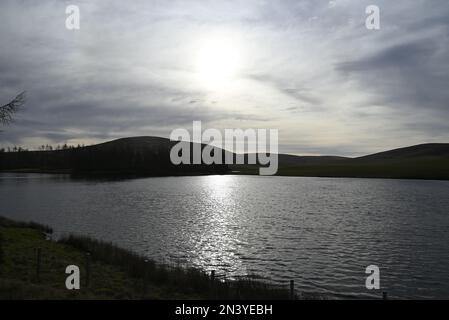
194,36,242,90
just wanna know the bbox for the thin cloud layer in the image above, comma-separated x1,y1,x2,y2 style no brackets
0,0,448,156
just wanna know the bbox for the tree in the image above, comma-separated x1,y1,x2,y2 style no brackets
0,91,26,126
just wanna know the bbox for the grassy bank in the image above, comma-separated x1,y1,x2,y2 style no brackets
231,156,449,180
275,158,449,180
0,216,293,300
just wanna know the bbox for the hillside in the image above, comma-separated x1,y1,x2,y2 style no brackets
0,136,228,176
1,138,448,180
232,143,449,180
356,143,449,161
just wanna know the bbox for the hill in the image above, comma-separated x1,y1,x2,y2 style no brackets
0,136,228,176
232,143,449,180
1,138,448,180
356,143,449,161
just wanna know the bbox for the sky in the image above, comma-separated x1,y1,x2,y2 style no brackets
0,0,448,156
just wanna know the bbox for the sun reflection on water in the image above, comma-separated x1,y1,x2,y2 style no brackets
188,175,249,277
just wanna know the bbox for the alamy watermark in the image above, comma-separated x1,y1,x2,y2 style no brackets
169,121,279,175
365,265,380,290
365,5,381,30
65,5,80,30
65,4,380,32
65,265,80,290
61,262,382,294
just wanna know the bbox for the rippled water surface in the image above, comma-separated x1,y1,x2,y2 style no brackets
1,173,449,299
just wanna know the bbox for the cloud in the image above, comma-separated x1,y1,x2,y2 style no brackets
0,0,448,155
337,39,449,114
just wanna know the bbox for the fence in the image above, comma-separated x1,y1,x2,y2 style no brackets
31,247,389,300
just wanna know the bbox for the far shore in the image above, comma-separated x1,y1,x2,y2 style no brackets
2,166,449,181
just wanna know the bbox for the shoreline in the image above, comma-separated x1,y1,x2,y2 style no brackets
1,168,449,182
0,216,296,300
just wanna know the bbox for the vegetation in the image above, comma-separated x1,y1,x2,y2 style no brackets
233,158,449,180
232,143,449,180
0,144,84,153
2,136,448,180
0,216,292,300
0,137,228,176
0,91,26,126
274,157,449,180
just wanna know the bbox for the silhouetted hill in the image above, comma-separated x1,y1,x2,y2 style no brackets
0,136,228,176
233,143,449,180
356,143,449,161
92,136,175,151
1,139,449,179
238,154,347,167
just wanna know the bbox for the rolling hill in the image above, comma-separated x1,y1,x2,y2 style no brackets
1,137,448,180
356,143,449,160
0,136,228,176
271,143,449,180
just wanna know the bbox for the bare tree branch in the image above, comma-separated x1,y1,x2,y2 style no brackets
0,91,26,125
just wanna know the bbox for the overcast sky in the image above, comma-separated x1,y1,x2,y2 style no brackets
1,0,448,156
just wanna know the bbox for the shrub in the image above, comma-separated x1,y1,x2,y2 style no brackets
59,234,291,299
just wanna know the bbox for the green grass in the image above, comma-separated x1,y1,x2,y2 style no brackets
0,216,292,300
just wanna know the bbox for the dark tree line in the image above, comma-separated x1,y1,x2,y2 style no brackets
0,144,86,153
0,93,228,176
0,139,229,176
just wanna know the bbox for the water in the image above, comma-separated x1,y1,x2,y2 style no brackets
1,172,449,299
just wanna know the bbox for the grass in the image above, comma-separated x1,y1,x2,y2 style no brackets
276,158,449,180
231,157,449,180
0,216,293,300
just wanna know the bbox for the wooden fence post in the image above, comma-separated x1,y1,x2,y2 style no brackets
382,292,388,300
36,248,41,282
210,270,216,299
85,252,91,288
143,259,148,298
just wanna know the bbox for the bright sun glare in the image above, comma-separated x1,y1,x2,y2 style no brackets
194,36,242,90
